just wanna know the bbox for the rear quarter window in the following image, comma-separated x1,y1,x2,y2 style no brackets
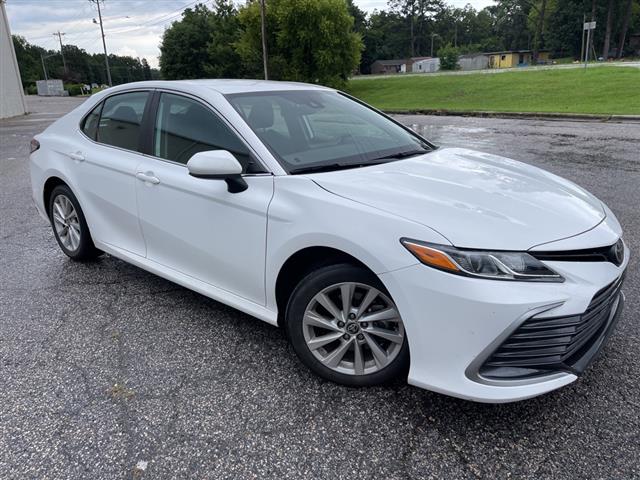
96,91,150,152
81,102,103,141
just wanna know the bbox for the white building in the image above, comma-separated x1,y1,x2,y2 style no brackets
412,57,440,73
0,0,27,119
458,53,489,71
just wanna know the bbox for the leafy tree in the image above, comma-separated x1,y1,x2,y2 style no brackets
618,0,636,57
12,36,44,87
159,0,247,79
388,0,445,57
361,10,410,70
62,44,95,83
531,0,548,62
490,1,533,50
602,0,616,58
204,0,245,78
236,0,362,88
438,43,460,69
346,0,370,72
159,4,213,79
142,58,152,80
432,5,499,52
235,1,280,78
544,0,584,57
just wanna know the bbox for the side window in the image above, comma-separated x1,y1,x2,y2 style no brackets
96,91,149,151
81,102,103,140
153,93,251,168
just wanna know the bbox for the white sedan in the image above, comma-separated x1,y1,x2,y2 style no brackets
29,80,628,403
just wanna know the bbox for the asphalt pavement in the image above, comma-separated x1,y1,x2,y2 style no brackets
1,96,638,479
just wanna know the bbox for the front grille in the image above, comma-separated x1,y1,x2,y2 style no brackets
480,274,625,380
530,239,625,266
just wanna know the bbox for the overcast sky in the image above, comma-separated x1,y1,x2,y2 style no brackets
5,0,495,69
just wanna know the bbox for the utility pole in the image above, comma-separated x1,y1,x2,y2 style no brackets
260,0,268,80
40,53,48,81
584,20,596,69
580,13,586,63
40,51,57,81
90,0,112,86
585,27,591,68
53,31,67,75
588,0,596,62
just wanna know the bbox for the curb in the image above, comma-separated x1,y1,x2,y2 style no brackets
383,109,640,123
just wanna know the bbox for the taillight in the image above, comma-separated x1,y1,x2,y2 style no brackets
30,138,40,154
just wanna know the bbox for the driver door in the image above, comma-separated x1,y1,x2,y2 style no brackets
134,92,273,305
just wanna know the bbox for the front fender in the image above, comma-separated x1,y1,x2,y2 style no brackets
265,176,449,312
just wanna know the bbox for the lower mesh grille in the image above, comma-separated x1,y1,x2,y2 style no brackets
480,274,625,380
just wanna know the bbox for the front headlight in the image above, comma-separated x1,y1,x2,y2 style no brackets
400,238,564,282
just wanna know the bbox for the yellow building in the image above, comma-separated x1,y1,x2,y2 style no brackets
487,50,550,69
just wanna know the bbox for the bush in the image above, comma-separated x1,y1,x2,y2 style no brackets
64,83,84,96
25,84,37,95
438,44,460,71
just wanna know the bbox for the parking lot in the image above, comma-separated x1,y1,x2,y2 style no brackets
1,96,638,479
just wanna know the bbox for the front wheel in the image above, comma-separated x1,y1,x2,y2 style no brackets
285,264,409,387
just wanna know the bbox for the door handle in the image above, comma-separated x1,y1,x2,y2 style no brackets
136,172,160,185
68,152,85,162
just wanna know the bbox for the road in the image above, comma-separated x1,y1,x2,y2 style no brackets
1,96,639,480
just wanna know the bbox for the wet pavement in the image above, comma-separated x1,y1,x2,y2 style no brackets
1,96,639,479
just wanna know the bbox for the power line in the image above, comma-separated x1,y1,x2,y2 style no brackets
102,0,200,36
15,0,205,74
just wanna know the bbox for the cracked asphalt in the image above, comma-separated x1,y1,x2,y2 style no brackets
1,96,639,480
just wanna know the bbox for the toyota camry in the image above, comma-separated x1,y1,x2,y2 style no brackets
29,80,628,402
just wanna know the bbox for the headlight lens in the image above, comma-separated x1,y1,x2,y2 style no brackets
401,239,564,282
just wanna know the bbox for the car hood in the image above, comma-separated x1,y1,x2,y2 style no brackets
311,148,605,250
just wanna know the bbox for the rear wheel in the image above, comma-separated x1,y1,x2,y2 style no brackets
285,264,409,386
49,185,101,261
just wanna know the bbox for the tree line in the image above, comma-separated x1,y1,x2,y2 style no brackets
160,0,638,83
12,0,639,91
12,34,158,92
356,0,639,72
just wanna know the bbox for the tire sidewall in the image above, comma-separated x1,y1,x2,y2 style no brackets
285,264,409,387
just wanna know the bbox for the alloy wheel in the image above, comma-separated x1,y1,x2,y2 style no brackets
302,282,404,376
52,194,81,252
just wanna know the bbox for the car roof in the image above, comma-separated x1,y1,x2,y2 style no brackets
103,79,334,95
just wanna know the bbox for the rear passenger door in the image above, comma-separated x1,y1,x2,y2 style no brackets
76,90,150,256
134,92,273,306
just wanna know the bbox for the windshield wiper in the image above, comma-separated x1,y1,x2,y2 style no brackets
289,163,374,175
370,149,429,162
288,149,429,175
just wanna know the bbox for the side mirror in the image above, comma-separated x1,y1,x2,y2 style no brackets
187,150,248,193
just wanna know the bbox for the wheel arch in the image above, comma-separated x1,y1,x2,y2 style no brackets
43,176,70,217
274,246,377,327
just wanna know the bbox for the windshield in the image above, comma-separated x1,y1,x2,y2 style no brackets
225,90,433,174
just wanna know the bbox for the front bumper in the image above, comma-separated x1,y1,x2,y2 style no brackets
378,245,629,403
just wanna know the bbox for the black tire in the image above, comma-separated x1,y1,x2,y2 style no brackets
285,263,409,387
48,184,101,261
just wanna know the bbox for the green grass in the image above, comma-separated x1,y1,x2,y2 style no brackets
347,67,640,115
